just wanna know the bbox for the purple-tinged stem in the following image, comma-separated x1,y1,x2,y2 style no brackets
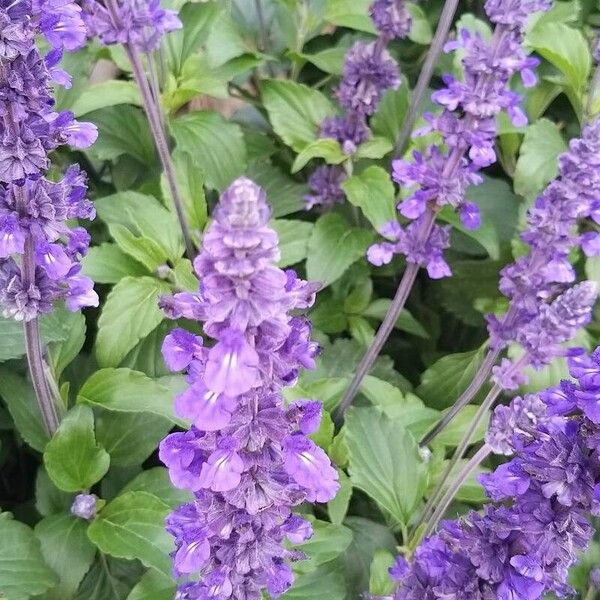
422,443,491,538
15,188,60,435
393,0,460,157
419,346,501,447
104,0,195,261
336,211,436,418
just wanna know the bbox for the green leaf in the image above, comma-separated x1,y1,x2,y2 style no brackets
340,516,398,595
170,111,247,190
298,45,348,75
291,138,346,173
119,467,192,510
345,407,426,526
74,557,143,600
341,166,397,232
96,277,171,367
434,404,490,447
371,82,410,145
247,160,307,217
513,118,566,199
87,491,172,576
0,515,58,600
78,368,183,425
295,520,353,574
306,214,373,287
271,219,314,267
96,191,185,262
35,514,96,600
35,467,72,517
354,136,394,159
0,304,74,362
526,22,591,95
406,3,432,44
324,0,375,32
261,80,336,152
164,1,222,75
48,310,87,378
362,298,429,338
95,409,173,467
108,224,168,271
283,562,346,600
126,569,175,600
417,346,489,409
0,369,49,452
86,106,156,165
369,549,396,596
82,243,150,284
327,470,352,525
43,405,110,492
70,80,141,117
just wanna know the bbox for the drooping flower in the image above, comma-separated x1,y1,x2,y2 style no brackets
0,0,98,321
160,178,338,599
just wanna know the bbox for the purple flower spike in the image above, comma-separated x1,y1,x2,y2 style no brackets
160,178,339,598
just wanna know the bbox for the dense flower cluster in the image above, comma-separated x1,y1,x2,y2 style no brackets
388,347,600,599
82,0,181,51
305,0,408,208
0,0,98,321
368,0,551,278
159,178,339,599
487,119,600,368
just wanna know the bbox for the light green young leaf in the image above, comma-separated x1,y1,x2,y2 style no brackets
35,514,97,600
108,224,168,272
345,407,426,526
369,549,396,596
261,80,336,152
341,165,397,232
354,136,394,159
95,277,171,367
306,213,373,287
513,118,566,199
44,405,110,492
271,219,314,267
87,491,172,576
170,111,247,191
78,368,183,425
0,515,58,600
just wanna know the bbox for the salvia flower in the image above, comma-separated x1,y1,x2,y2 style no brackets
388,346,600,600
0,0,98,322
305,0,408,208
82,0,181,52
159,177,339,599
71,493,98,520
368,0,551,276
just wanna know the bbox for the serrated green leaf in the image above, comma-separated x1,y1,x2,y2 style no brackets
78,367,183,425
513,118,566,199
108,224,168,271
354,136,394,159
119,467,192,509
87,491,172,576
261,80,336,152
295,521,353,574
96,277,171,367
341,165,397,233
271,219,314,267
35,514,96,600
170,111,247,191
43,405,110,492
345,407,426,526
306,214,373,287
0,515,58,600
